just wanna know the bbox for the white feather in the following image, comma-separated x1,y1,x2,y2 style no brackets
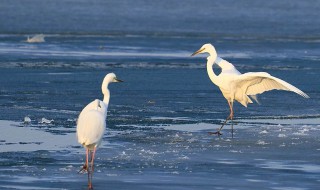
235,72,310,99
76,73,121,150
193,43,309,110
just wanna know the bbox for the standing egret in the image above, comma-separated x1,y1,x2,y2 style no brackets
191,43,309,137
77,73,123,189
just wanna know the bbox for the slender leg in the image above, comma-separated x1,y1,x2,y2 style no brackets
231,118,234,138
87,150,91,189
91,147,96,173
230,102,234,138
209,101,234,136
88,150,93,190
79,149,89,173
88,147,96,190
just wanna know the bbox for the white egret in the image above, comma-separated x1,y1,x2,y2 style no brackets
191,43,309,137
76,73,123,189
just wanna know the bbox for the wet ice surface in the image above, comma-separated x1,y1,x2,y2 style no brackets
0,39,319,189
0,118,319,190
0,9,320,188
1,1,319,188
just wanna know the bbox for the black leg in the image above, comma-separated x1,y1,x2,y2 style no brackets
230,101,234,138
231,117,234,138
208,115,230,136
209,101,234,137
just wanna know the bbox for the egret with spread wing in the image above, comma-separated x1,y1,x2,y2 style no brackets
76,73,123,189
191,43,309,137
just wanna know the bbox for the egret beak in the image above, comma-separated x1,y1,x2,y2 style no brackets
115,78,124,82
191,48,205,56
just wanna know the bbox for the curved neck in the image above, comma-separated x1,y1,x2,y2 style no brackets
206,55,219,86
102,82,110,105
103,90,110,105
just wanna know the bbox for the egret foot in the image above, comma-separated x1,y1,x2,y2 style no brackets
79,164,88,174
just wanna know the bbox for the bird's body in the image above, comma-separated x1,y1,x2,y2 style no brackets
77,99,107,150
76,73,122,189
192,43,309,136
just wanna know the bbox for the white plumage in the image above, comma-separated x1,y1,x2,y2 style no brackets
76,73,122,189
192,43,309,136
77,99,106,149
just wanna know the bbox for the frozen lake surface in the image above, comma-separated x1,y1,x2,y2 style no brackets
0,0,320,189
0,34,319,189
0,117,320,190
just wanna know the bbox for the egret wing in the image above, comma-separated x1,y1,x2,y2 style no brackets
77,110,106,146
217,58,241,75
235,72,309,98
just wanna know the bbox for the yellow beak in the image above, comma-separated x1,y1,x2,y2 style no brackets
191,48,205,56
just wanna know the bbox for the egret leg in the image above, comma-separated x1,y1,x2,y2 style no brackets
88,147,96,190
209,101,234,136
79,149,89,173
230,102,234,138
87,153,91,189
231,116,234,138
91,147,96,173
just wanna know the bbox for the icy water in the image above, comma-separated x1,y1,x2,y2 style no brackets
1,0,320,190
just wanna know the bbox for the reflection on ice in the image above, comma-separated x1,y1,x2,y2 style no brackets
260,161,320,173
239,117,320,125
0,120,77,152
0,116,319,189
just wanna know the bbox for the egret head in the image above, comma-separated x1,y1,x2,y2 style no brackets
191,43,216,57
102,73,123,95
104,73,123,83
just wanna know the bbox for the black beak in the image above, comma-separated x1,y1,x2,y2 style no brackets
115,78,124,82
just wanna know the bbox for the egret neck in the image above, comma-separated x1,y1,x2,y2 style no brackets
206,55,220,87
101,82,110,106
